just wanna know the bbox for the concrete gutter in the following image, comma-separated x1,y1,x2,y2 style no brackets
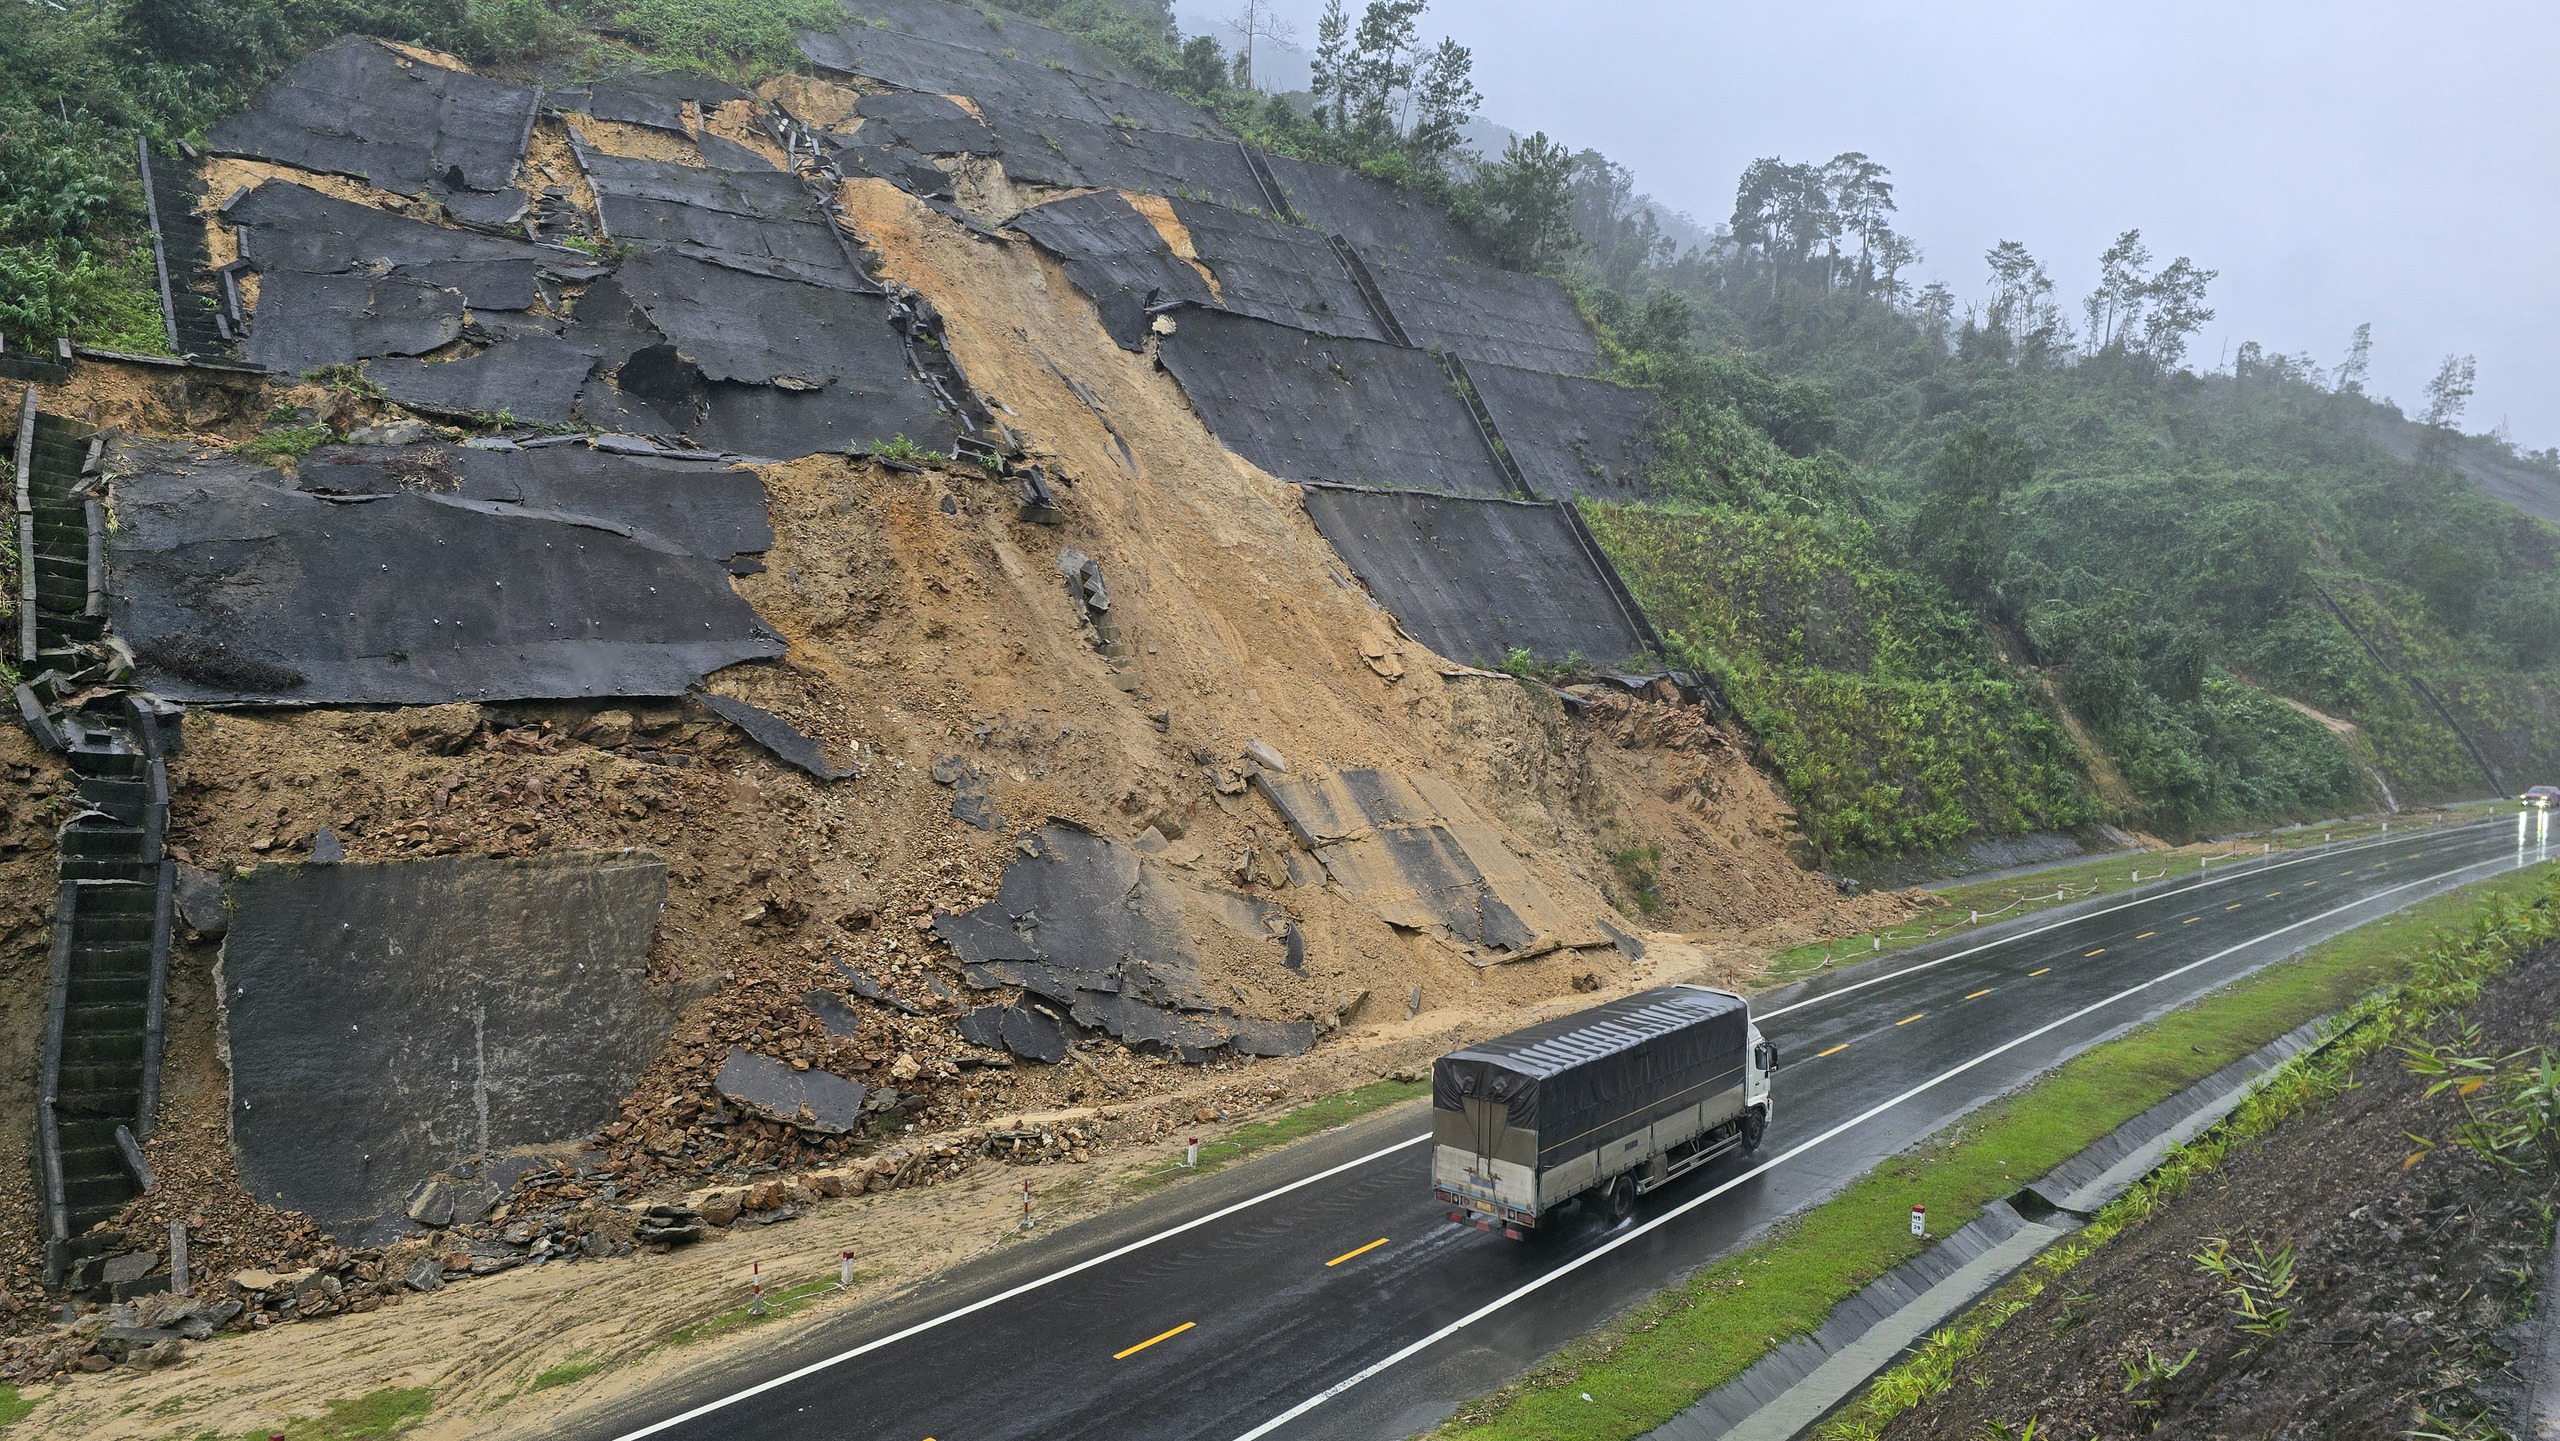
1642,1018,2335,1441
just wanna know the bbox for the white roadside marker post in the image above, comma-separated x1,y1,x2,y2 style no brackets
839,1251,854,1290
1021,1180,1034,1232
750,1261,765,1317
1910,1204,1926,1238
1186,1137,1200,1169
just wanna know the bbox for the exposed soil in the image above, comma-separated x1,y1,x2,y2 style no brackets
0,78,1926,1425
1878,944,2560,1440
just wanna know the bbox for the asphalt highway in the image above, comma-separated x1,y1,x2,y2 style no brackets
587,812,2551,1441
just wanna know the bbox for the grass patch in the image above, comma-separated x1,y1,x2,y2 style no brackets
665,1278,836,1348
526,1358,606,1392
1433,860,2557,1441
236,425,333,463
1764,808,2517,983
0,1386,32,1428
1121,1078,1428,1194
192,1387,432,1441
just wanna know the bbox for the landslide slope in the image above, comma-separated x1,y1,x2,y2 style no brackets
0,2,1925,1402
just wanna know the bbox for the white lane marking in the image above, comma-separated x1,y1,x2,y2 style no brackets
1229,853,2526,1440
607,1132,1430,1440
1758,823,2501,1021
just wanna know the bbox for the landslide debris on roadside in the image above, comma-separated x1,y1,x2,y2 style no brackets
0,5,1926,1386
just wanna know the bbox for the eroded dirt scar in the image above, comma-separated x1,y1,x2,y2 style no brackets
1881,943,2560,1440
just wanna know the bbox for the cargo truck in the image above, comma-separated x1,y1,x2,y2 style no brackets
1433,984,1774,1235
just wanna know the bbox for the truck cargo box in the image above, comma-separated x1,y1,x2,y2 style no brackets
1434,985,1753,1225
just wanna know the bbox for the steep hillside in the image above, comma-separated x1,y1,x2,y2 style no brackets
0,2,1931,1394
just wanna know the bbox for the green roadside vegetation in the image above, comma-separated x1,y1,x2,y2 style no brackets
184,1386,434,1441
1812,863,2560,1440
1763,804,2517,981
1562,149,2560,858
1430,860,2557,1441
0,1387,30,1429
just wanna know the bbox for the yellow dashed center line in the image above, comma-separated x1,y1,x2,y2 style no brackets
2028,967,2052,976
1115,1321,1196,1359
1897,1013,1924,1026
2227,903,2244,910
2084,948,2106,957
2183,917,2201,925
1964,988,1992,1000
2135,931,2156,939
1816,1042,1849,1058
1325,1238,1389,1268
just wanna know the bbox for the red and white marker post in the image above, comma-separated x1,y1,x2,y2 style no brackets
1910,1204,1927,1237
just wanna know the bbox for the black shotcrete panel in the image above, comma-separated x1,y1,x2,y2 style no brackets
221,851,672,1244
1465,359,1655,500
1299,487,1653,667
1370,253,1602,376
228,180,577,311
802,0,1224,138
549,70,754,133
1153,308,1507,494
366,335,598,426
801,26,1118,131
1259,153,1483,262
294,441,776,567
853,91,1002,156
107,450,783,704
206,38,535,197
579,151,872,289
609,249,898,386
240,270,466,377
974,109,1261,206
1008,192,1213,350
1170,199,1386,342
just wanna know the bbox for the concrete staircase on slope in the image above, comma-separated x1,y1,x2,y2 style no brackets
14,389,104,666
37,701,176,1288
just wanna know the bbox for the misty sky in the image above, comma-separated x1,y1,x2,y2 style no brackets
1175,0,2559,449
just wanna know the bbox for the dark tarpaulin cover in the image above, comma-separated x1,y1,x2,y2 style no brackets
695,377,961,461
222,851,672,1242
1170,198,1388,342
1300,487,1653,667
1369,252,1602,377
366,335,599,427
206,37,535,196
240,270,465,377
1154,308,1508,495
1008,192,1213,350
1433,986,1746,1166
1465,359,1655,500
108,452,783,704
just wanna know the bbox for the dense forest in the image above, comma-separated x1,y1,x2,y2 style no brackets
7,0,2555,864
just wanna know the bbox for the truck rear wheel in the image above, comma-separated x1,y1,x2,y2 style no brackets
1741,1106,1767,1156
1604,1173,1638,1221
